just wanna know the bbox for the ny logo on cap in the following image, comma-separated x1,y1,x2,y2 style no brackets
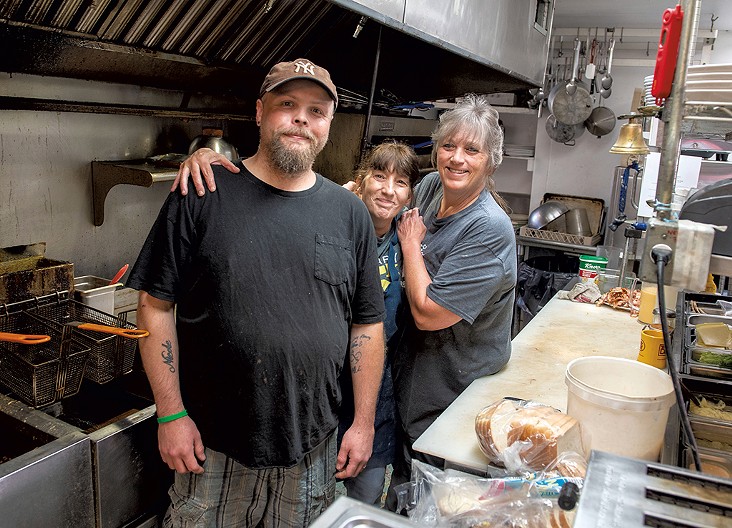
294,60,315,75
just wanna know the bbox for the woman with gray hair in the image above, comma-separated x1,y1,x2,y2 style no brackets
386,93,517,509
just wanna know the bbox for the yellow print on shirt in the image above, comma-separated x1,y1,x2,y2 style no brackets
378,254,390,292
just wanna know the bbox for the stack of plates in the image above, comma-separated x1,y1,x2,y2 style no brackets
687,63,732,104
644,74,654,106
504,144,535,158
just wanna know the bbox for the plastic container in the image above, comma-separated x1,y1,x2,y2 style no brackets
578,255,607,284
73,276,120,315
637,284,679,325
565,356,676,461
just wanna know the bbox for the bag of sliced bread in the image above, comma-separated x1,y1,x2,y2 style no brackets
475,397,586,473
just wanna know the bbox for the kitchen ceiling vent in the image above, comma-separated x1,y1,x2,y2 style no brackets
0,0,549,106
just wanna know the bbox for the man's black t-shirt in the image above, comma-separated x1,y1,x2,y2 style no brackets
128,163,385,467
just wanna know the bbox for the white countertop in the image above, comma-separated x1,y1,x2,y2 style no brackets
412,295,645,472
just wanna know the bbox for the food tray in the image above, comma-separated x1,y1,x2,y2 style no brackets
687,313,732,327
687,300,728,316
689,393,732,423
683,447,732,479
682,325,732,379
691,347,732,368
691,417,732,453
28,298,138,384
0,310,89,408
518,226,601,246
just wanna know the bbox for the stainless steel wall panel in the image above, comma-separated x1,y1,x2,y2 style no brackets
341,0,407,22
89,405,170,528
0,433,95,528
0,394,95,528
334,0,550,85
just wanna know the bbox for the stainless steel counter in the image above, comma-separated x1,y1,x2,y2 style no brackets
0,393,95,527
0,372,170,527
310,497,416,528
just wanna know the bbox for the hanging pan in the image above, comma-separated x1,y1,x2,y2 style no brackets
545,114,577,146
585,103,616,138
548,38,593,126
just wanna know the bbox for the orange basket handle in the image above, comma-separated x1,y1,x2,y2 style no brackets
0,331,51,345
76,323,150,339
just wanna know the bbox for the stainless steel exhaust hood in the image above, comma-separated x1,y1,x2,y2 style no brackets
0,0,551,109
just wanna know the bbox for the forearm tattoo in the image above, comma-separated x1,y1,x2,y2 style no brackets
350,334,371,374
161,340,175,372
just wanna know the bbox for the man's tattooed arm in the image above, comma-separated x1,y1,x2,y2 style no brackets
350,334,371,374
161,339,176,372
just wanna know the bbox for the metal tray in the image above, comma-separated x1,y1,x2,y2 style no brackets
687,301,727,316
689,393,732,423
688,363,732,380
691,417,732,453
691,347,732,366
682,325,732,379
683,446,732,479
687,313,732,327
309,497,415,528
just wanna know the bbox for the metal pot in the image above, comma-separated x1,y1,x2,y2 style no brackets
585,105,617,137
545,114,577,145
189,128,239,161
547,39,593,126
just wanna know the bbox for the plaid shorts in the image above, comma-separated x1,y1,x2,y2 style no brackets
163,432,337,527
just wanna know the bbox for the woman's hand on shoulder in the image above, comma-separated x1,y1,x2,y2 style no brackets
171,148,240,196
343,180,362,198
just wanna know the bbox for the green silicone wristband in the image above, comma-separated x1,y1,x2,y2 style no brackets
157,409,188,424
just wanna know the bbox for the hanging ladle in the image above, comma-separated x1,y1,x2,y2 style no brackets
600,38,615,98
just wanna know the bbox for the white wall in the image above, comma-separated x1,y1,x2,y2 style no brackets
531,65,651,211
0,74,219,279
708,31,732,63
529,29,732,214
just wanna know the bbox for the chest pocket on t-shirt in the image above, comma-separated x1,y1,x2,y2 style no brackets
315,234,354,286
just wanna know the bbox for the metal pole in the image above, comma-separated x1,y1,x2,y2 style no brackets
360,24,383,162
655,0,700,221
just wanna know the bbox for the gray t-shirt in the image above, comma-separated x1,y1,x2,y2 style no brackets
393,172,517,441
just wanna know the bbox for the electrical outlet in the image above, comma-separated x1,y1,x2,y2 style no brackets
638,218,678,286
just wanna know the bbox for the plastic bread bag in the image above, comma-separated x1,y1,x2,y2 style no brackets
446,498,576,528
404,460,582,526
541,450,588,479
400,461,530,525
475,397,585,474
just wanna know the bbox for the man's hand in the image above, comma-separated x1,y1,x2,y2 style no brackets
335,422,374,479
158,416,207,474
171,148,239,196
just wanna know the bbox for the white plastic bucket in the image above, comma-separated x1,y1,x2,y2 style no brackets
565,356,676,461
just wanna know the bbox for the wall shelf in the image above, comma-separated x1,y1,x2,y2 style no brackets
91,161,177,226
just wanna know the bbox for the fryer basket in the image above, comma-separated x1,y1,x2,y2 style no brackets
0,310,89,408
29,298,138,384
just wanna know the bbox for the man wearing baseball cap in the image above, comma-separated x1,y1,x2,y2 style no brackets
129,58,385,526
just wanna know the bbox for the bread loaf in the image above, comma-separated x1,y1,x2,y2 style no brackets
475,399,583,471
475,399,516,464
506,407,583,470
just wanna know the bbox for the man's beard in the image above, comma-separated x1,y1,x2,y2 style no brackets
264,127,326,174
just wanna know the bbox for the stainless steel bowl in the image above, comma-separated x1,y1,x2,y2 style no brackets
527,200,570,229
189,133,239,161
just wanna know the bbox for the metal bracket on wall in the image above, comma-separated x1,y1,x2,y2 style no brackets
91,161,176,226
